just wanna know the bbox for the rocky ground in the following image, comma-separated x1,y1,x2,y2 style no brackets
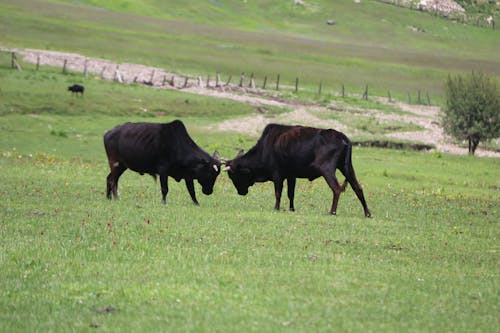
4,47,499,158
376,0,465,17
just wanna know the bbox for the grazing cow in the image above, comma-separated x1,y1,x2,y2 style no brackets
68,84,84,95
104,120,221,205
224,124,371,217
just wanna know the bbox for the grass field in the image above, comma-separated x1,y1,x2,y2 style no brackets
1,0,499,103
0,150,498,332
1,51,499,332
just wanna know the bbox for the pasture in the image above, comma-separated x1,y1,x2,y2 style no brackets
0,57,499,332
1,0,500,102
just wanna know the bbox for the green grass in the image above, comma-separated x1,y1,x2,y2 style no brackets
0,51,499,332
1,0,499,103
1,143,498,332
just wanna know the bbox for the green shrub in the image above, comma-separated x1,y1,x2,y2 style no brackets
440,72,500,155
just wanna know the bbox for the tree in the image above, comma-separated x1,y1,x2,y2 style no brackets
440,71,500,155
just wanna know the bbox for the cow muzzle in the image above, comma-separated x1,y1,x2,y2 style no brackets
202,187,214,195
237,188,248,196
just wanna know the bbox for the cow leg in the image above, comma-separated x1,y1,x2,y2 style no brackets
287,177,296,212
273,178,284,211
349,182,371,218
341,167,371,218
107,163,126,200
323,173,343,215
185,179,199,206
106,173,113,199
160,175,169,204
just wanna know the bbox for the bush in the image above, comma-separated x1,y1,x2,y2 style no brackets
440,72,500,155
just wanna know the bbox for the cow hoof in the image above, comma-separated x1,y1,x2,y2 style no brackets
365,212,372,218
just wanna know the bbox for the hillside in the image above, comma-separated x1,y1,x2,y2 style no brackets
0,4,499,331
1,0,499,102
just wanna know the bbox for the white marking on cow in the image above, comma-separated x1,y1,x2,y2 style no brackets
113,162,120,167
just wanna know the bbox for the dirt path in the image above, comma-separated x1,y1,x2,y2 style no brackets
5,47,499,157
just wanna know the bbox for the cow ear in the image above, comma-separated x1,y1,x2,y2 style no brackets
236,149,244,158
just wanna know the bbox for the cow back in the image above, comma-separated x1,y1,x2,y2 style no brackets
104,120,208,174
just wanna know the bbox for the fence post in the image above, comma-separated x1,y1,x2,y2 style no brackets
295,77,299,93
62,59,67,74
225,75,232,86
36,55,40,71
100,66,106,79
83,58,88,78
11,52,22,71
183,76,189,88
262,76,267,89
216,72,221,88
362,84,368,100
239,73,245,88
114,66,123,83
170,76,175,87
387,90,392,103
418,89,421,104
276,74,280,90
206,75,210,88
341,84,345,98
426,91,431,106
248,73,254,88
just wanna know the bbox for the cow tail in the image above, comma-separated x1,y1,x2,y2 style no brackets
341,135,353,192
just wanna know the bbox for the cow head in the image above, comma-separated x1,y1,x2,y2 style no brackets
196,151,222,195
224,150,255,196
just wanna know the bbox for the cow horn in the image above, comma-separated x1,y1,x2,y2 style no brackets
213,164,219,172
223,166,231,172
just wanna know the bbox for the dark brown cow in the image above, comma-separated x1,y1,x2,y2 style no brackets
104,120,221,205
225,124,371,217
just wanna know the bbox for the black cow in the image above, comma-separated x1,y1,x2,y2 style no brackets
104,120,221,205
224,124,371,217
68,84,84,95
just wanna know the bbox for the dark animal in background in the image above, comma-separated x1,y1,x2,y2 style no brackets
68,84,84,95
103,120,221,205
224,124,371,217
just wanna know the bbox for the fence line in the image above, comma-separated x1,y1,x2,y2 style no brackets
4,50,434,105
